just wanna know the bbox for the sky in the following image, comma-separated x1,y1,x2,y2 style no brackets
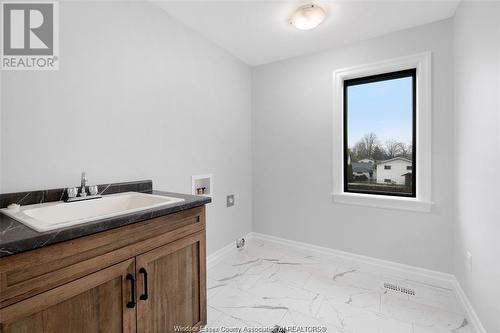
347,76,413,148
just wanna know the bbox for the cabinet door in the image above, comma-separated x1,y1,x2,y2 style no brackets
0,259,136,333
136,231,206,333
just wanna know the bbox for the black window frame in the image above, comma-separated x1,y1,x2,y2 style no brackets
343,68,417,198
384,165,391,170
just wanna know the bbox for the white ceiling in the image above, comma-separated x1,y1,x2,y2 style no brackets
154,1,460,66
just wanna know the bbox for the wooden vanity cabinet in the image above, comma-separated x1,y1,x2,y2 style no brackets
136,231,206,333
0,206,207,333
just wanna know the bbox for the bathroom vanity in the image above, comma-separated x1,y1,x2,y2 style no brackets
0,180,211,333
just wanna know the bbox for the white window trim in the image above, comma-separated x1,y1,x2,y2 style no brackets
332,52,433,212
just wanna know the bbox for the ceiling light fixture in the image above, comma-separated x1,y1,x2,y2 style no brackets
290,4,326,30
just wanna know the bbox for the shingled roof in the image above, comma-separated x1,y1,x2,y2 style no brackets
352,162,375,173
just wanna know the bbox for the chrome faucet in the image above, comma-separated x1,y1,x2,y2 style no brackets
80,172,88,197
65,172,101,202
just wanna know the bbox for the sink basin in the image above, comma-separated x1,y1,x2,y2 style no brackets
0,192,185,232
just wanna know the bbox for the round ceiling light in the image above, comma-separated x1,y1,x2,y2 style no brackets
290,4,326,30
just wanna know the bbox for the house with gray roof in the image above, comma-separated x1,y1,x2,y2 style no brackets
352,162,376,181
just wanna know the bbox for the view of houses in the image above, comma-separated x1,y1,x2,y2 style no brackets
347,133,413,195
351,157,412,185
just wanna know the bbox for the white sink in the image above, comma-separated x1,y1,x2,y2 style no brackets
0,192,185,232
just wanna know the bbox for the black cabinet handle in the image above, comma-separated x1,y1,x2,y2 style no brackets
126,273,136,308
139,268,148,300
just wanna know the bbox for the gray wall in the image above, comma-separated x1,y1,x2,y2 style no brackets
453,2,500,331
0,1,253,255
252,20,455,272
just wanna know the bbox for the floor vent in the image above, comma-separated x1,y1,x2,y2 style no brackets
383,282,415,296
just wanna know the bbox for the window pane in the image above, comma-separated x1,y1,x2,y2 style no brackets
344,70,415,197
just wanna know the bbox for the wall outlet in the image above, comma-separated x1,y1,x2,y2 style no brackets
466,251,472,272
226,194,235,207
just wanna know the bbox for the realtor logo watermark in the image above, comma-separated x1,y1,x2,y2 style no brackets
1,1,59,70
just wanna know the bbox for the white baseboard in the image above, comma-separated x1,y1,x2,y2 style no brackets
207,231,486,332
450,277,487,333
251,232,454,288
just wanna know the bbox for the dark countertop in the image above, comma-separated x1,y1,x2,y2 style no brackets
0,190,211,258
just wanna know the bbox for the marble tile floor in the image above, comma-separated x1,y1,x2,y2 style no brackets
205,238,472,333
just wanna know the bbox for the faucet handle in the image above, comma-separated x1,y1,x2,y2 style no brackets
89,185,98,196
67,187,78,199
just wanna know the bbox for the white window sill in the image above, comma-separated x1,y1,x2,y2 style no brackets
331,192,433,212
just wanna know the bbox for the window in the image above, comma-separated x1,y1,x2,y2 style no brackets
343,69,416,198
332,53,432,212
